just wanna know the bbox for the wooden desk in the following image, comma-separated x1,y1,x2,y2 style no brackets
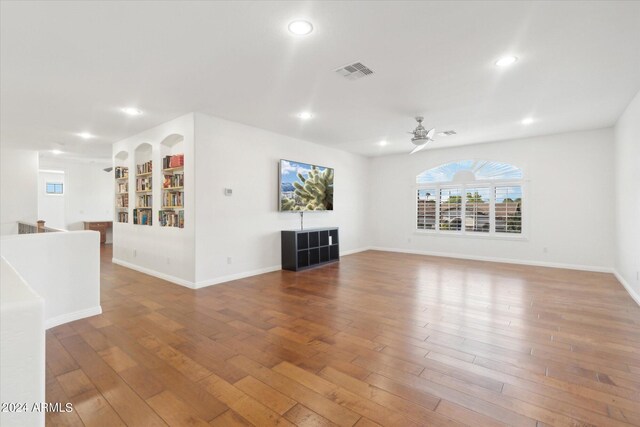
83,221,112,244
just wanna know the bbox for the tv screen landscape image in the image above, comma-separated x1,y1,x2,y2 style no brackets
280,159,334,211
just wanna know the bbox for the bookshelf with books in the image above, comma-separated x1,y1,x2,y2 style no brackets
114,152,130,223
160,134,185,229
134,143,153,226
160,153,185,228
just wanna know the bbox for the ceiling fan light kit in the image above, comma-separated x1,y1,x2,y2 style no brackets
408,116,435,154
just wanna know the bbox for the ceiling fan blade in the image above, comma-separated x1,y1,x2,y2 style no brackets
426,128,436,139
410,143,427,155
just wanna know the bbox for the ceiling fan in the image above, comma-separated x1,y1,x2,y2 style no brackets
408,116,435,154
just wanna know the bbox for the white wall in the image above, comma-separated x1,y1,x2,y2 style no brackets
369,128,616,271
112,113,196,285
0,147,38,235
0,257,45,427
614,90,640,303
39,158,114,241
37,170,65,230
0,231,101,329
193,113,371,286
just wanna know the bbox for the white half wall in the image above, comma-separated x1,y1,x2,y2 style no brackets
193,113,371,286
0,257,45,427
369,128,615,271
0,231,101,328
0,147,38,235
614,90,640,304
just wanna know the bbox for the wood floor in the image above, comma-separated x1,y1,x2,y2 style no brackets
46,247,640,427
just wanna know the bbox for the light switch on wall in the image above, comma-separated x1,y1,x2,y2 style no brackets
224,188,233,196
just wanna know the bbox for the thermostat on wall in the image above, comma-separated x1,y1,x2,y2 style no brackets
224,188,233,196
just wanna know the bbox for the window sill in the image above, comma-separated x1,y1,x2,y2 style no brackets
414,230,528,241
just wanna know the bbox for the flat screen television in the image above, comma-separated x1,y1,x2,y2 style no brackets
279,159,334,211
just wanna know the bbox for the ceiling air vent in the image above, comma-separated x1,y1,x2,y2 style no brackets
334,62,374,80
439,130,457,136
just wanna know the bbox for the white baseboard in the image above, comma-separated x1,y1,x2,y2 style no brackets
369,246,614,273
340,247,371,256
46,306,102,330
613,270,640,306
112,258,196,289
195,265,281,289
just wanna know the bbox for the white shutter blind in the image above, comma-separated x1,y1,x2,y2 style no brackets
495,186,522,233
417,189,436,229
439,188,462,231
465,187,490,232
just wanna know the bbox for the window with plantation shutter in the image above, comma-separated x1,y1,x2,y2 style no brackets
415,160,524,238
439,188,462,231
417,189,436,230
495,186,522,234
465,187,490,232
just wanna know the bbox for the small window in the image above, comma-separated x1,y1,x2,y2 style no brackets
46,182,64,194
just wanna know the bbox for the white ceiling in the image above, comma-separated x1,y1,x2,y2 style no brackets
1,1,639,159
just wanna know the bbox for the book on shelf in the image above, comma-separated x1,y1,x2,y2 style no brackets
133,208,152,225
163,191,183,207
163,173,184,188
117,212,128,223
115,166,129,179
136,160,152,175
136,177,152,191
159,209,184,228
117,182,128,193
136,194,152,208
163,154,184,169
116,194,129,208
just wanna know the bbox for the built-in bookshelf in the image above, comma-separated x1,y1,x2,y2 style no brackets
134,160,153,226
114,166,129,223
159,153,184,228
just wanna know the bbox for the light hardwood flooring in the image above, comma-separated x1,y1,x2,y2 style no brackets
45,246,640,426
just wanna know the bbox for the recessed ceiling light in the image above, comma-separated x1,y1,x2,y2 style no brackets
297,111,313,120
121,107,143,116
521,117,534,125
288,20,313,36
78,132,93,139
495,56,518,67
51,149,63,155
378,140,388,146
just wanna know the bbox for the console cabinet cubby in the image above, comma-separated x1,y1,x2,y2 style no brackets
281,227,339,271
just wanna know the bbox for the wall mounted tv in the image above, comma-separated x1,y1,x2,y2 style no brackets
279,159,334,211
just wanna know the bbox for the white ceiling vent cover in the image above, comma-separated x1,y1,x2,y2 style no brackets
334,62,374,80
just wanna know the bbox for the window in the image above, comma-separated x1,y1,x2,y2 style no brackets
439,188,462,231
495,186,522,233
46,182,64,194
417,189,436,230
416,160,523,236
465,187,490,232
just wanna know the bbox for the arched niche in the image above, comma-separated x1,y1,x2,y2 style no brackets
114,150,129,163
134,142,153,164
160,134,185,161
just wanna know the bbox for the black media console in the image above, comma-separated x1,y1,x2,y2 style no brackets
281,227,339,271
